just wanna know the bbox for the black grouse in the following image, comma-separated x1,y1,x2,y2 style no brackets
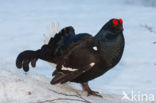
16,18,125,97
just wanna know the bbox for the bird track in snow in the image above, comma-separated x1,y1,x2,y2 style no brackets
140,24,156,33
140,24,156,45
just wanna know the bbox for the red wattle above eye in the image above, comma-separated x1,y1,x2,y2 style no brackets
112,19,119,26
119,18,123,24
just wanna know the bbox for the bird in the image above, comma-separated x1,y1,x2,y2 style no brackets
16,18,125,97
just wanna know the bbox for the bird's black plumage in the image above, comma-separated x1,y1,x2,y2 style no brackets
16,18,125,97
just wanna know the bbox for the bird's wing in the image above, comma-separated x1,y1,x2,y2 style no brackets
48,26,75,46
51,35,96,84
46,26,92,56
51,64,93,84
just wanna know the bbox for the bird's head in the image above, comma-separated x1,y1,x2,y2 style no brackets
95,18,124,40
103,18,123,34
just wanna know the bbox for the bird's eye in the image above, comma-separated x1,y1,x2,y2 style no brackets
119,18,123,24
112,19,119,26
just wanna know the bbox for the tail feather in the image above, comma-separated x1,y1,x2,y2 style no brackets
43,22,75,57
43,22,60,68
16,50,39,72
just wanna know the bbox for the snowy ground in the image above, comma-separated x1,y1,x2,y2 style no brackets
0,0,156,103
0,69,125,103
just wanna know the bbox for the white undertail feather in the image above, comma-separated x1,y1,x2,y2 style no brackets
44,22,59,44
43,22,59,68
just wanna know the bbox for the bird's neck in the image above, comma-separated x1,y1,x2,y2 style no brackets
94,29,119,41
93,30,125,68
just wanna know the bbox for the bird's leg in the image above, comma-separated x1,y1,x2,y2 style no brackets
81,82,102,97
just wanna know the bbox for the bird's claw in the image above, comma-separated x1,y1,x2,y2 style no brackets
87,90,103,98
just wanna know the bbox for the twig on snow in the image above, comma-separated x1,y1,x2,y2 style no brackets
34,98,89,103
48,88,91,103
31,88,91,103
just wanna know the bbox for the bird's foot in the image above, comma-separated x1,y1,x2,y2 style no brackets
87,90,103,97
81,82,103,98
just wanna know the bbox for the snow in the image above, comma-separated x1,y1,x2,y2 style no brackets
0,68,124,103
0,0,156,103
